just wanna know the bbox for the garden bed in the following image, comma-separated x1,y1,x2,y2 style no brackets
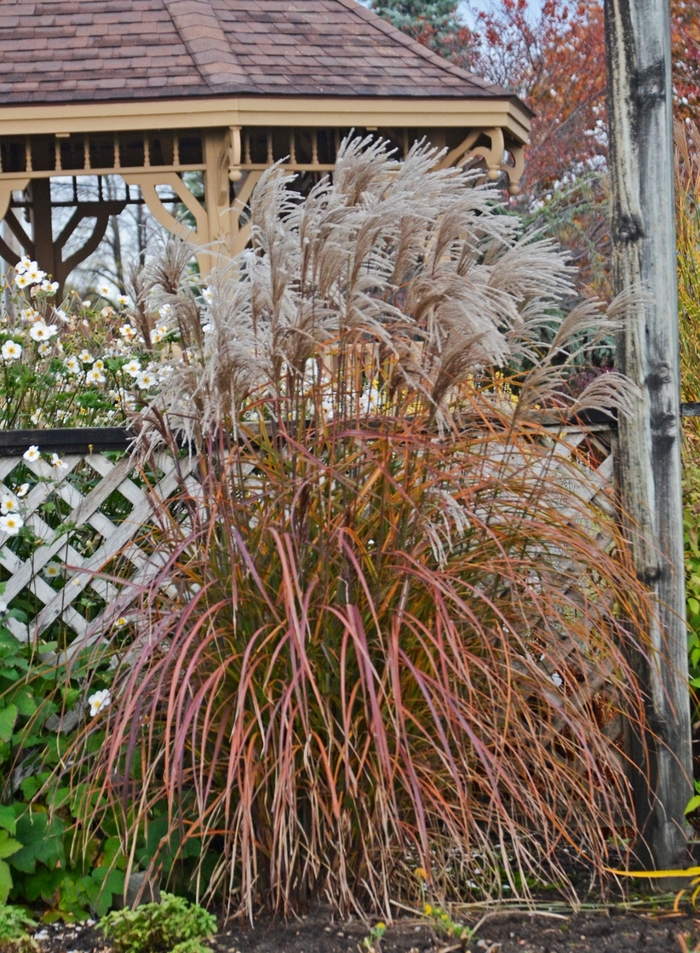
31,904,699,953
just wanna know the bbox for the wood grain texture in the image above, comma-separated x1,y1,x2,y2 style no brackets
605,0,693,867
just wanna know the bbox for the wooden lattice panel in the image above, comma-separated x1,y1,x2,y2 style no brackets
0,446,200,657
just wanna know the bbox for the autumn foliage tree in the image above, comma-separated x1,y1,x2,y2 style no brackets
371,0,607,197
373,0,700,192
371,0,700,294
474,0,606,197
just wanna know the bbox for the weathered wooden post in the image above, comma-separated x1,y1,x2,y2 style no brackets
605,0,693,867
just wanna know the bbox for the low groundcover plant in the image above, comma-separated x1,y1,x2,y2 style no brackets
100,893,217,953
64,138,651,919
0,904,36,953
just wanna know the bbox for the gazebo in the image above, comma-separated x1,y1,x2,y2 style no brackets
0,0,532,286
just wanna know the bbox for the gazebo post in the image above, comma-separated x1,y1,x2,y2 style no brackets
29,179,55,278
605,0,693,868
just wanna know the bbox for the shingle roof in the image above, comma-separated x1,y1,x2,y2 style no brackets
0,0,514,104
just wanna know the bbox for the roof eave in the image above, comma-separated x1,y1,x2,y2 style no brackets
0,94,531,144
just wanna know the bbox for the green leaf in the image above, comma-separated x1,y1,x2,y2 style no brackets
11,689,37,717
0,831,23,860
0,704,18,742
0,859,12,904
0,807,17,834
685,794,700,815
86,867,126,917
690,597,700,616
11,812,65,874
24,867,64,903
19,777,41,801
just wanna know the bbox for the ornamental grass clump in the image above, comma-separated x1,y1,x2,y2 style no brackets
78,138,651,917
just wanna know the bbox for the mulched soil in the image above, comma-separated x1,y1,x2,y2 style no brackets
32,905,700,953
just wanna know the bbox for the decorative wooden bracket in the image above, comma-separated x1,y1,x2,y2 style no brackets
0,209,32,267
0,181,125,291
53,200,127,289
435,129,525,194
121,171,209,243
0,178,30,266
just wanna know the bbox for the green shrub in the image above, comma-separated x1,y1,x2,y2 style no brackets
100,893,216,953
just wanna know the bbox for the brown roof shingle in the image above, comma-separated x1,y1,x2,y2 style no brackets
0,0,514,104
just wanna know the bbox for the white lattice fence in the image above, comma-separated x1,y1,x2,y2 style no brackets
0,429,201,657
0,424,617,675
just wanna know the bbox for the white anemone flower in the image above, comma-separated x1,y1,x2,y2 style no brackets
0,513,24,536
14,273,30,289
117,295,129,307
123,359,141,378
97,282,111,297
136,370,158,390
29,323,58,342
1,341,22,361
30,408,42,425
37,342,52,357
64,357,80,374
202,286,213,305
26,266,46,284
0,498,18,514
15,484,29,498
44,562,62,579
50,453,67,470
23,445,40,462
88,689,111,717
78,350,93,363
86,367,106,385
41,280,59,294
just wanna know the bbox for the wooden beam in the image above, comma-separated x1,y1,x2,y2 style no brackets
0,428,131,457
0,97,532,145
605,0,693,867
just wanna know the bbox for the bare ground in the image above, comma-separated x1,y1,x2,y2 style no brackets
33,904,700,953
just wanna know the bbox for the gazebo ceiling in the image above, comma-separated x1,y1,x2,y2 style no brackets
0,0,524,104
